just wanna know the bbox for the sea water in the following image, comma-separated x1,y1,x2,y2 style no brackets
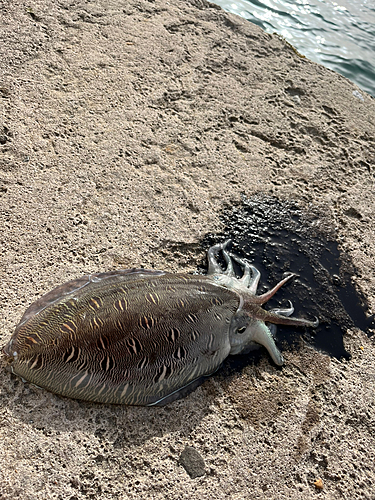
212,0,375,97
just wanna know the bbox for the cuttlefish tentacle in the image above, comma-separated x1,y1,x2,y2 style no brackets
228,253,260,292
207,241,316,326
250,303,319,327
267,301,294,336
270,300,294,317
221,246,235,277
250,274,296,305
207,240,232,275
226,250,295,305
249,320,285,366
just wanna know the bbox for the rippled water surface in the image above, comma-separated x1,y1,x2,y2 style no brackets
212,0,375,97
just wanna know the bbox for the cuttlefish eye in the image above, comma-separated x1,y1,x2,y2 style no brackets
236,327,247,334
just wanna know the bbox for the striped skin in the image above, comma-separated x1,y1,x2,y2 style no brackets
4,242,318,405
4,270,239,405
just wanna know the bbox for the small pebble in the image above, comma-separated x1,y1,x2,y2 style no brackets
179,446,206,479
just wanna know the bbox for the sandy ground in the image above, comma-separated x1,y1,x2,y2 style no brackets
0,0,374,498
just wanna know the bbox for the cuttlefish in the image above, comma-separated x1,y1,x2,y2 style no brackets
3,241,318,405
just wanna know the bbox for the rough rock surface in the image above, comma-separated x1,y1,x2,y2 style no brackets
0,0,374,499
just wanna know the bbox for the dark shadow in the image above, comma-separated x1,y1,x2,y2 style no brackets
4,367,215,447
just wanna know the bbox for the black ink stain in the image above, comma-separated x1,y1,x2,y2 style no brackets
201,195,374,367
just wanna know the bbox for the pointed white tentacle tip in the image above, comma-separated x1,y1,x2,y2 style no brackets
285,300,294,315
274,354,284,367
271,300,294,317
267,345,284,366
208,240,232,253
302,316,319,328
283,272,297,282
311,317,319,328
221,239,232,249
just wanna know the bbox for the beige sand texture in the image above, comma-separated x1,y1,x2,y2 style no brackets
1,0,374,498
